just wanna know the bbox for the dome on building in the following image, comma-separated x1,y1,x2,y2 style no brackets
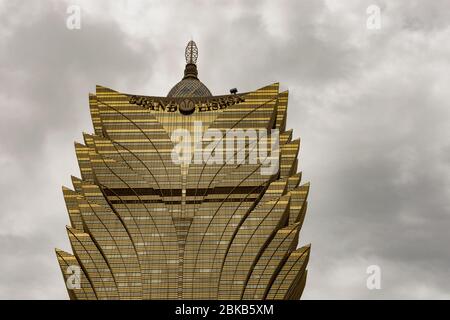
167,77,212,97
167,41,212,98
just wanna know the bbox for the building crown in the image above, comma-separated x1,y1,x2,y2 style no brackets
167,40,212,98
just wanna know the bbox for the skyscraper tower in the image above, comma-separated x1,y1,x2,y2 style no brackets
56,41,310,300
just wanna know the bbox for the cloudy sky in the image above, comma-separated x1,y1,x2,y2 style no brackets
0,0,449,299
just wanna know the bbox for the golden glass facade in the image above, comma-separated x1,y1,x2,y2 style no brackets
56,43,310,300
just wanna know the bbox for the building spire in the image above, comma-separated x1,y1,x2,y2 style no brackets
183,40,199,79
185,40,198,64
167,40,212,97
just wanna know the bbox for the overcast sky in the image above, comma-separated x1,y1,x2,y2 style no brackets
0,0,449,299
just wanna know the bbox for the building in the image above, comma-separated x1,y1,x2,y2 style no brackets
55,41,310,300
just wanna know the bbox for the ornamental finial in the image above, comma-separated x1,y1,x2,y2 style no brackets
185,40,198,64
